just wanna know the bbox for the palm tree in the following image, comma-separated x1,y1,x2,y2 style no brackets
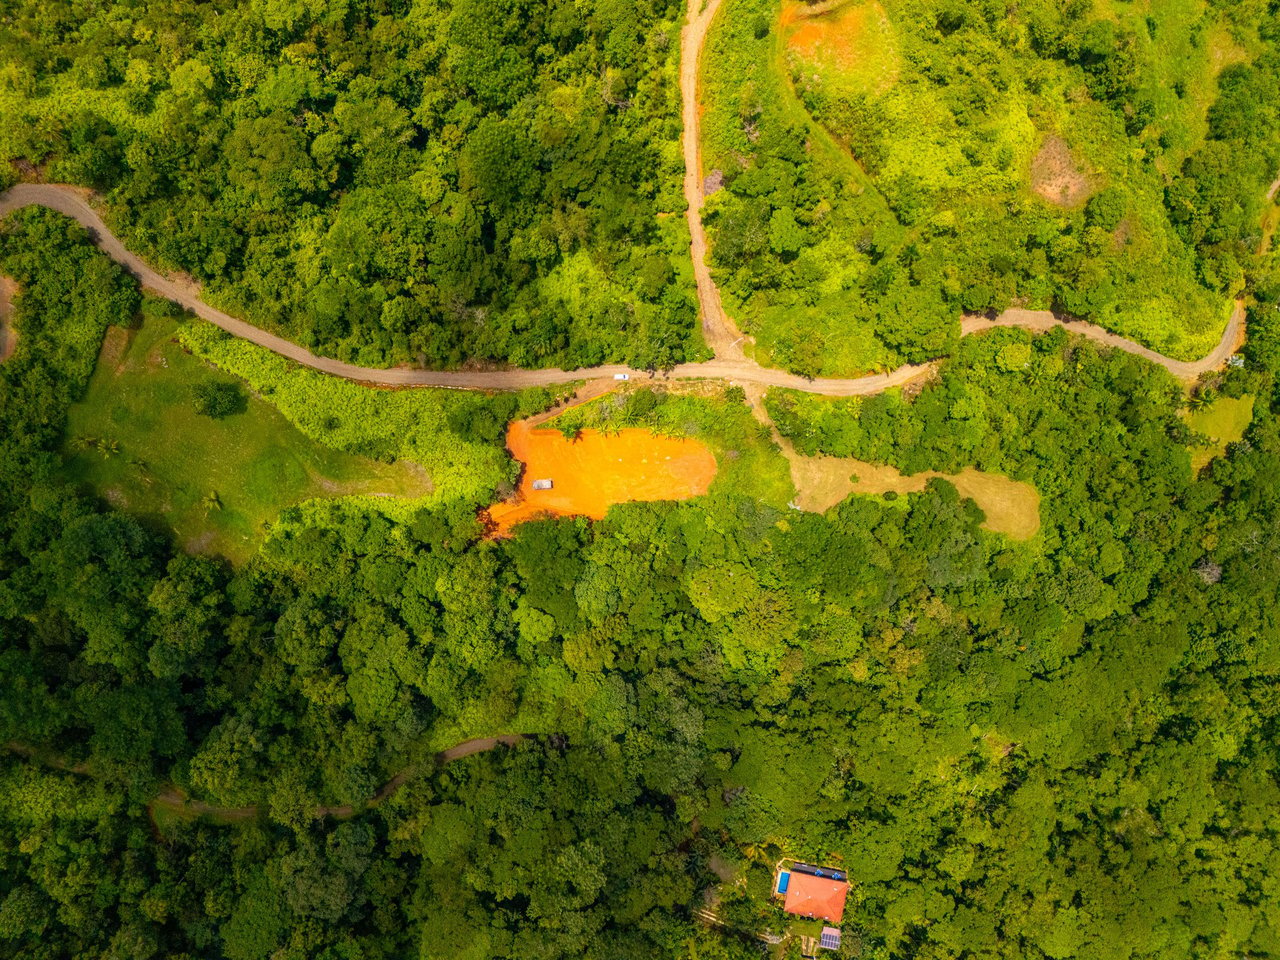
201,491,223,515
1187,389,1215,411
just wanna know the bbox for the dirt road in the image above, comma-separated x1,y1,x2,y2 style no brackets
682,0,748,361
0,180,1244,392
960,302,1247,381
0,275,15,363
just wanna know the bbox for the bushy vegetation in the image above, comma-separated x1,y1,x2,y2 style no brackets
178,319,560,504
5,7,1280,959
0,0,700,370
702,0,1280,376
4,190,1280,960
193,380,247,419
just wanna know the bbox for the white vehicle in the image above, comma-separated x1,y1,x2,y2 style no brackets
613,373,630,381
531,479,554,491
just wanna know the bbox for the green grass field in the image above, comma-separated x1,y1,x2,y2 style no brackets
1185,394,1255,473
62,318,431,562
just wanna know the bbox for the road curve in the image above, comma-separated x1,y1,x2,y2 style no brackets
0,183,1243,393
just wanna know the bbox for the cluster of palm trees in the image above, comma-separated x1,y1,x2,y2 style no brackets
69,434,119,458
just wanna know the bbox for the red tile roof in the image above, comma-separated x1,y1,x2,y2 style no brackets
783,872,849,923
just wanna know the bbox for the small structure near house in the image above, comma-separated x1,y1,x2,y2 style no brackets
819,927,842,951
531,479,554,490
777,863,849,924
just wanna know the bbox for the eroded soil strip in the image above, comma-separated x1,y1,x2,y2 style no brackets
0,275,17,363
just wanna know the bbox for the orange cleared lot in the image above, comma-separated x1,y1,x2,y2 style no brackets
485,419,718,536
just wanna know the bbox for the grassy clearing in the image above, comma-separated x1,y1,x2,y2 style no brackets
62,317,432,563
788,445,1040,539
178,319,563,508
1184,394,1255,473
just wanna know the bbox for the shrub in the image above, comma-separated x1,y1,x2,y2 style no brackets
193,381,246,419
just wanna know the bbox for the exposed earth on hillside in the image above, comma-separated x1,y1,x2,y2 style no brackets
1032,135,1094,207
0,275,16,363
780,0,900,96
484,410,718,536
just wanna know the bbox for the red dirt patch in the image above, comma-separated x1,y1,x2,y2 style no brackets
484,419,718,536
0,276,17,363
781,0,899,95
1032,136,1093,208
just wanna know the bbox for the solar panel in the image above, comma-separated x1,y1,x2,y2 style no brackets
819,928,842,951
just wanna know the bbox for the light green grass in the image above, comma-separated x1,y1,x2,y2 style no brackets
177,318,561,508
62,317,432,562
1184,394,1255,472
787,918,825,938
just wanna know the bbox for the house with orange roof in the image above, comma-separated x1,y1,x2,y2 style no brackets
775,862,849,930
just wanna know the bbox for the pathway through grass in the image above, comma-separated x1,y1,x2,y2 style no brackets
62,318,432,562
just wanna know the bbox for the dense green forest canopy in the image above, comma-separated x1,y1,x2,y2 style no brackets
5,185,1280,959
0,0,700,370
5,1,1280,958
702,0,1280,376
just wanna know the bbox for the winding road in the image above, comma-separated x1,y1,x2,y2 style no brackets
0,2,1259,397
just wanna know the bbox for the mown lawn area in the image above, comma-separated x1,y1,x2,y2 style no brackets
1185,394,1255,473
62,317,431,562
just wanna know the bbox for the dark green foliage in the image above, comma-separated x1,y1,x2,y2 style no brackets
701,0,1280,375
4,225,1280,959
193,380,247,419
4,31,1280,960
0,0,700,371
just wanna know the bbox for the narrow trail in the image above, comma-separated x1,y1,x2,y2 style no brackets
8,735,525,824
0,181,1248,393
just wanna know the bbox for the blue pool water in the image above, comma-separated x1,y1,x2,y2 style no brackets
777,871,791,894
